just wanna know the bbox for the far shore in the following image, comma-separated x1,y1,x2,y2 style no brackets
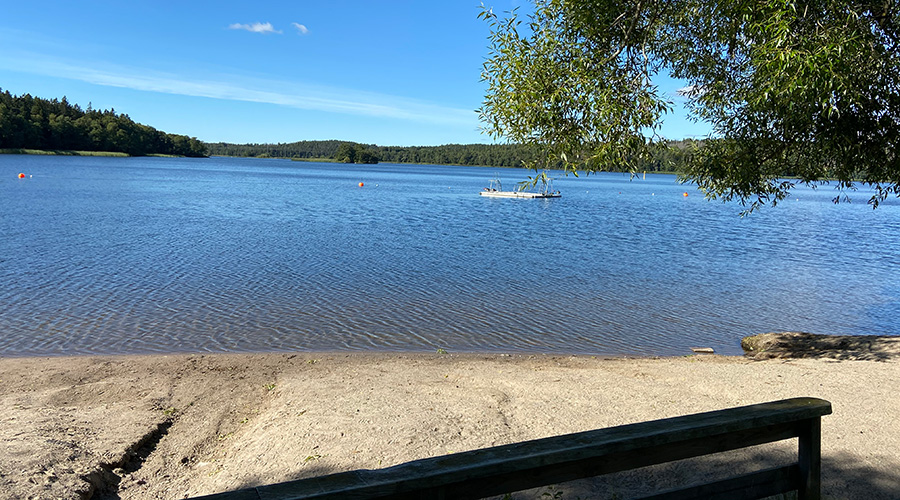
2,333,898,500
1,148,687,175
0,148,197,158
1,148,131,157
290,156,339,163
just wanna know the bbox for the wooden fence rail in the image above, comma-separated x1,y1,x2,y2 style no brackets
191,397,832,500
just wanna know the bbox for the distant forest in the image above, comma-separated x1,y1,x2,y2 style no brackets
205,140,542,168
1,89,699,169
206,140,700,172
0,90,208,157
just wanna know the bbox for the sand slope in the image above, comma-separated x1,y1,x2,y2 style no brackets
1,352,898,499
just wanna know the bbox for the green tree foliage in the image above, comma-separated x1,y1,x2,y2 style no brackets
334,142,380,163
205,140,351,159
479,0,900,209
206,140,535,167
0,90,207,157
206,138,694,170
375,143,542,167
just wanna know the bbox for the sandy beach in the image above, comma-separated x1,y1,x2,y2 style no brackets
2,337,899,499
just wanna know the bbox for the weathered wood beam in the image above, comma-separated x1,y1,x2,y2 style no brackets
192,397,831,500
637,465,800,500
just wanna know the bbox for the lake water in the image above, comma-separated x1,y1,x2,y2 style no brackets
1,155,898,357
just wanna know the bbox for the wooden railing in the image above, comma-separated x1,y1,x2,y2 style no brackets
191,397,832,500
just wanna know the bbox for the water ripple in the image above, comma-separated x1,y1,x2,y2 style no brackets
1,156,898,357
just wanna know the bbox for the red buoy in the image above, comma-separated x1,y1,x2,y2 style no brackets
18,173,25,179
358,182,364,187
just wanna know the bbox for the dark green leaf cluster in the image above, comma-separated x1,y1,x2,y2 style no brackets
0,90,208,157
479,0,672,175
480,0,900,210
664,0,900,209
334,142,380,163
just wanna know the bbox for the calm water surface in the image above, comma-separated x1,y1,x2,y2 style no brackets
1,155,898,357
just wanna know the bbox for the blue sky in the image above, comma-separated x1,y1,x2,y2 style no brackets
0,1,710,146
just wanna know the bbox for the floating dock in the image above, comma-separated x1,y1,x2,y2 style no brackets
479,190,561,199
480,175,560,199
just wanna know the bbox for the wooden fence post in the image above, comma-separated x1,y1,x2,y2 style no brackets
798,416,823,500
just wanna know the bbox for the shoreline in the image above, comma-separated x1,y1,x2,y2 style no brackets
0,148,202,158
2,343,898,499
0,349,695,363
3,331,897,363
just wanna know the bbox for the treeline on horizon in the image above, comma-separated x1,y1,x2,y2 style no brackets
206,140,699,172
0,90,208,157
0,88,697,169
206,140,543,168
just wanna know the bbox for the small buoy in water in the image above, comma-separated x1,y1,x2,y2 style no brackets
358,182,364,187
18,173,25,179
683,192,689,197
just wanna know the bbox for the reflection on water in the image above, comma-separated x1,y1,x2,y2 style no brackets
1,155,898,357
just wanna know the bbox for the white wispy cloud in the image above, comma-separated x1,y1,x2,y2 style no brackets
228,22,281,34
0,51,474,126
292,23,309,35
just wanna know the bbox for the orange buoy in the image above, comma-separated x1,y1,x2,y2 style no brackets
358,182,364,187
683,192,689,197
18,173,25,179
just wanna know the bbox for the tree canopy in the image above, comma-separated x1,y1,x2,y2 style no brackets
333,142,380,164
207,138,698,171
0,90,208,157
206,138,698,171
479,0,900,209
